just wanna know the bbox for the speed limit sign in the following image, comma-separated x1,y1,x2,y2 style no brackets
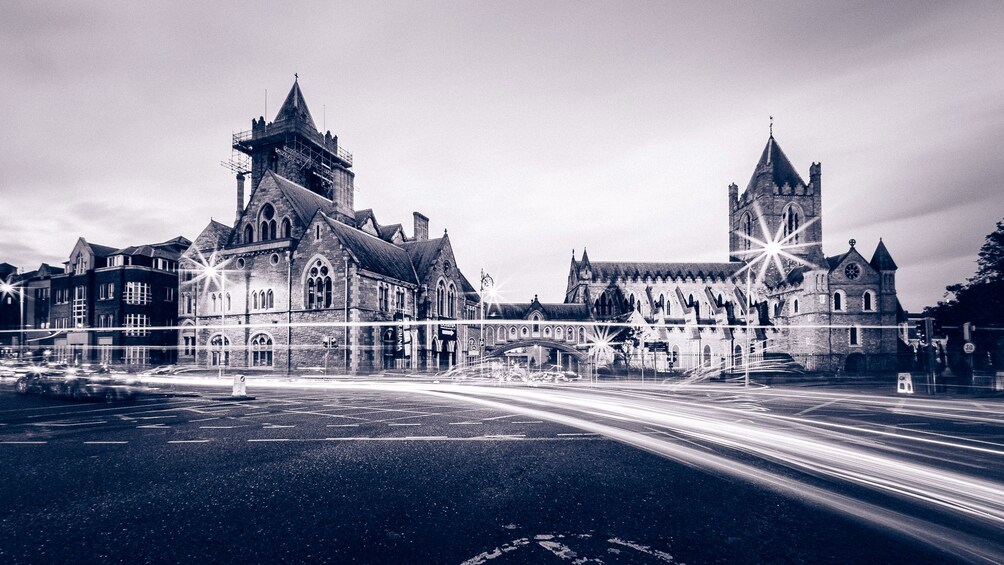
963,342,976,354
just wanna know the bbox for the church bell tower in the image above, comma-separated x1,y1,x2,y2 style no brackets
227,77,355,224
728,130,824,270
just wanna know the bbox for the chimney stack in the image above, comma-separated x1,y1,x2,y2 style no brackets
413,212,429,242
236,174,245,225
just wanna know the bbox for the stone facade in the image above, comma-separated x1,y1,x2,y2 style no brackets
180,80,480,374
563,134,906,375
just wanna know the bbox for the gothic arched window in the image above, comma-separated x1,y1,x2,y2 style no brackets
259,204,277,241
863,290,875,312
447,283,456,318
304,259,333,309
740,212,753,251
281,217,291,239
244,224,254,244
251,334,273,367
436,280,446,317
782,204,803,243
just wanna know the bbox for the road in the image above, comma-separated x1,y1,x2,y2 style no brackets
0,376,1001,563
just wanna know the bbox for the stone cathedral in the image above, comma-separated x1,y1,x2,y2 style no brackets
561,133,906,375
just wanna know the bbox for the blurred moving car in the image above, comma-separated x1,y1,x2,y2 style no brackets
14,364,139,402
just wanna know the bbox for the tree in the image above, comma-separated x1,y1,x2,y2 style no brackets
927,217,1004,373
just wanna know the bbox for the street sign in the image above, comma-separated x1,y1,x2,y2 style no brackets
963,342,976,354
897,373,914,395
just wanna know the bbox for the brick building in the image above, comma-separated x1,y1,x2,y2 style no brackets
45,236,190,365
179,79,480,374
561,134,906,375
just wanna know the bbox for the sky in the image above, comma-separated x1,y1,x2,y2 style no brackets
2,0,1003,312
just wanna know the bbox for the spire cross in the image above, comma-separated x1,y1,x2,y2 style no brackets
769,116,773,137
294,73,298,82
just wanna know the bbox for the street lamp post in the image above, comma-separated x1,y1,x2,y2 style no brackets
479,270,494,377
0,281,25,360
744,261,752,388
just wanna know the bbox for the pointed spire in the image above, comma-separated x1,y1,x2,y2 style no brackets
746,133,805,193
274,77,316,130
580,247,590,265
870,239,898,271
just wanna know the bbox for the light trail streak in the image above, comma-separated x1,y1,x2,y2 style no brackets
128,374,1004,560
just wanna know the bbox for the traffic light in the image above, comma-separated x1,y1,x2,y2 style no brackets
915,319,927,344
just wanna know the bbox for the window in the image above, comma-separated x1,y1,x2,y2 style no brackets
153,258,174,271
123,347,149,366
436,280,446,317
849,326,860,346
72,286,87,327
281,218,291,239
124,314,150,336
210,335,229,367
74,258,87,275
863,290,875,312
703,345,712,367
395,289,405,311
305,259,333,309
125,282,151,305
259,204,277,241
448,283,456,318
266,290,274,309
165,288,175,301
244,224,254,244
182,336,194,356
251,334,273,367
793,298,799,314
595,292,613,317
531,315,540,335
226,293,231,311
107,256,124,268
183,292,193,314
782,204,802,243
211,293,218,312
378,284,389,312
833,290,844,312
740,212,753,251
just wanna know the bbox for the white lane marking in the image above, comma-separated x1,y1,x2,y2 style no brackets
84,441,128,445
284,409,366,421
557,432,599,437
263,424,296,429
794,397,847,417
242,412,271,416
0,441,47,445
480,414,522,421
167,439,210,444
511,421,544,424
32,420,107,427
248,438,290,442
482,434,526,439
448,421,482,425
326,424,359,427
135,415,178,420
137,424,169,429
199,425,237,429
190,417,221,423
387,422,422,426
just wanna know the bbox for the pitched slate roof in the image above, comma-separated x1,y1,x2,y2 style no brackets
589,261,743,281
825,251,851,271
322,214,418,284
870,239,898,271
378,223,403,242
88,242,119,258
273,79,316,130
0,263,16,279
487,301,591,321
268,171,333,224
401,238,444,280
189,220,233,253
746,135,806,193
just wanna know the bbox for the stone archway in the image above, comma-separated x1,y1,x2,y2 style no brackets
844,352,867,376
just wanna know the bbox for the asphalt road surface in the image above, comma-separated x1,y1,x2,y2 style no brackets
0,377,1001,564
